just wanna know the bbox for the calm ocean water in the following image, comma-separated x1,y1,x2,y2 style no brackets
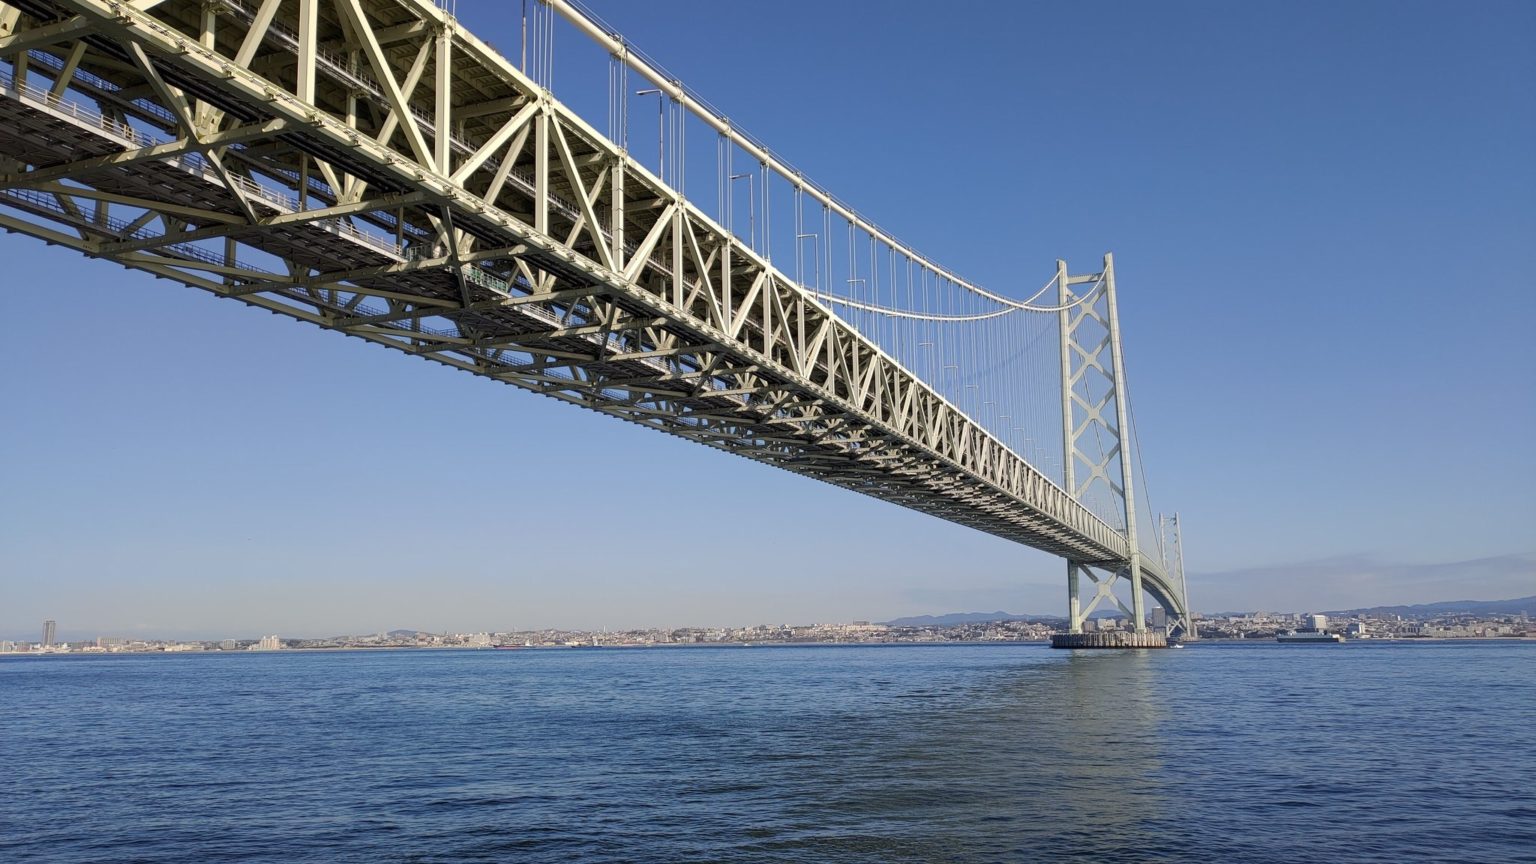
2,641,1533,863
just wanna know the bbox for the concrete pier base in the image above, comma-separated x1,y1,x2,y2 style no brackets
1050,631,1168,649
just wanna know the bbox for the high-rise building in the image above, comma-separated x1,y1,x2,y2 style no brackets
42,619,56,648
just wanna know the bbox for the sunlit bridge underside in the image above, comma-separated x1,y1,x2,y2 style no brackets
0,0,1191,637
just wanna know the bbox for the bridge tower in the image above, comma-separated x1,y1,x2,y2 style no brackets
1159,513,1197,640
1055,254,1162,647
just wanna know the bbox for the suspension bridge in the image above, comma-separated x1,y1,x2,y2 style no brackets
0,0,1193,645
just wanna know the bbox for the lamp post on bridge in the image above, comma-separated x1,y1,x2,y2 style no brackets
795,232,819,291
729,172,755,251
634,88,665,183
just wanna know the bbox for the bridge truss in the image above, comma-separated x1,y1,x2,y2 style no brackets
0,0,1191,636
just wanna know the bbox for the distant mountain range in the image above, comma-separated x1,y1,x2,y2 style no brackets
1323,596,1536,618
883,612,1046,627
883,610,1117,627
886,596,1535,627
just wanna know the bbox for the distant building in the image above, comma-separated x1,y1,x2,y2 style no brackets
42,619,57,648
1151,608,1168,630
252,634,282,651
1306,614,1328,631
219,639,238,651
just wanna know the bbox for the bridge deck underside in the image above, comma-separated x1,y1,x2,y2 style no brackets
0,0,1179,608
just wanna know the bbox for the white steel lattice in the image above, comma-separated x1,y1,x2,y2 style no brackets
0,0,1189,629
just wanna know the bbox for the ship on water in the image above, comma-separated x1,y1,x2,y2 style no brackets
1278,613,1345,644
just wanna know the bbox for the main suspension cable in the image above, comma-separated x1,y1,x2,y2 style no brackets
812,271,1106,320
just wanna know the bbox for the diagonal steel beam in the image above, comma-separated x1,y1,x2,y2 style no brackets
336,0,436,172
0,15,91,55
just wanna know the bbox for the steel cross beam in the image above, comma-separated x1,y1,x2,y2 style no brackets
0,0,1186,627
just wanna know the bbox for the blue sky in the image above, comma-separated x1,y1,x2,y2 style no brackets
2,0,1533,639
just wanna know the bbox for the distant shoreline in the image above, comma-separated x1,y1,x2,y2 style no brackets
3,636,1533,659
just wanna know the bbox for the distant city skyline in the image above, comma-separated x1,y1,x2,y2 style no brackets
5,591,1531,648
9,576,1533,643
2,1,1532,638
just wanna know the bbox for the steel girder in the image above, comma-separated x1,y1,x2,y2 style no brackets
0,0,1180,609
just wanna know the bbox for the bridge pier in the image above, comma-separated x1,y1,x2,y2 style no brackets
1051,631,1168,649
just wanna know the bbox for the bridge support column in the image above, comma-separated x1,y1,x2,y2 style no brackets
1103,254,1147,633
1067,561,1082,634
1128,553,1146,633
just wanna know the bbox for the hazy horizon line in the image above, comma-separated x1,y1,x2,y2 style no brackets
8,591,1532,644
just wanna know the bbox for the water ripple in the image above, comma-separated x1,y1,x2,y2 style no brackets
1,641,1533,862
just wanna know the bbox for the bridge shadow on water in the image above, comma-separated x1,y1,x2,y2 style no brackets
357,646,1185,863
737,649,1174,863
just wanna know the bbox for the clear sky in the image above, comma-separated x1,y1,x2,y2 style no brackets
2,0,1533,640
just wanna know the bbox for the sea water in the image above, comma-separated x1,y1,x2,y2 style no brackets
2,640,1532,862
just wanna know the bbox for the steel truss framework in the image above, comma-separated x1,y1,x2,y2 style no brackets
0,0,1186,627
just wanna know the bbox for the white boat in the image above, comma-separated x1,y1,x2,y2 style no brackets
1276,629,1345,644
